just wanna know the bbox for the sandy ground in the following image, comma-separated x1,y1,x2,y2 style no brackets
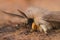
0,24,60,40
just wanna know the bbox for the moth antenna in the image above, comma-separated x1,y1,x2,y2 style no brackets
17,9,28,19
1,10,24,18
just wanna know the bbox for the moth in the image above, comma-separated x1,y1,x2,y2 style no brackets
1,6,60,34
17,6,60,34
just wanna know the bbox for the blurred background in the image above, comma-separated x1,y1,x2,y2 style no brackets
0,0,60,12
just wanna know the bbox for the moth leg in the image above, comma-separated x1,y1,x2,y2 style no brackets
31,22,43,32
40,24,48,34
32,22,37,30
39,21,52,34
30,22,37,32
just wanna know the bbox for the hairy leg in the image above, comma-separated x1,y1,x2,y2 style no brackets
34,17,52,34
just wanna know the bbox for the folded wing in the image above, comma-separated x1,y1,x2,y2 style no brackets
44,11,60,22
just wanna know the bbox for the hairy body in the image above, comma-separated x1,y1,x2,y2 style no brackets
23,6,60,34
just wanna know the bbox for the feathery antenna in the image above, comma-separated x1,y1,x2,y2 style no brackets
17,9,28,19
1,10,24,18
